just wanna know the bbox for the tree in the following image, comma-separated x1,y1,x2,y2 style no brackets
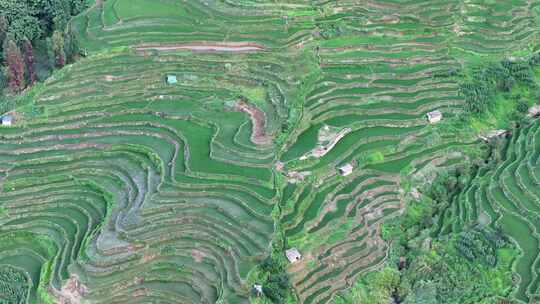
3,37,26,92
0,1,42,43
71,0,89,16
52,30,66,67
22,37,36,84
0,15,7,63
403,281,438,304
0,15,7,46
0,266,29,304
64,25,80,63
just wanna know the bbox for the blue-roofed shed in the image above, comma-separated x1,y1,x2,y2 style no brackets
166,75,178,84
1,115,13,126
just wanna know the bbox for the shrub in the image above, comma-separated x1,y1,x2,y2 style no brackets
459,56,537,116
0,266,29,304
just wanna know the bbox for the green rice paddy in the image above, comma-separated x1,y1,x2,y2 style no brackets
1,0,540,303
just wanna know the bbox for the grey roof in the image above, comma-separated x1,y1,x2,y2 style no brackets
338,163,354,176
426,110,442,122
285,248,302,263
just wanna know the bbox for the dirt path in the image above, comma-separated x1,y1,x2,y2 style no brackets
235,100,272,146
134,42,264,53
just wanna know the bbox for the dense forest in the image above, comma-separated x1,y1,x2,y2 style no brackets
0,0,88,93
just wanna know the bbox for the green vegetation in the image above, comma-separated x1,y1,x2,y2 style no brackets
460,58,537,115
338,111,540,303
337,166,517,303
0,0,540,303
0,0,86,42
0,266,29,304
0,0,85,93
334,268,401,304
253,255,292,304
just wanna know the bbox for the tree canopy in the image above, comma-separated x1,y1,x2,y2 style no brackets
0,0,87,92
0,0,87,43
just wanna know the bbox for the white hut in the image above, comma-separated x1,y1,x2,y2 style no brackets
1,115,13,126
285,248,302,263
338,163,354,176
252,284,263,296
410,187,421,200
166,75,178,85
426,110,442,124
528,105,540,117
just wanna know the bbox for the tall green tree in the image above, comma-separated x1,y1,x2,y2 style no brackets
64,25,80,63
0,0,42,43
0,15,7,63
52,30,66,67
0,15,7,45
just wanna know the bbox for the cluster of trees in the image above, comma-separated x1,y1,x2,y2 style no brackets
455,228,507,267
382,167,472,243
250,223,294,304
0,0,88,93
350,163,516,304
334,267,401,304
394,236,514,304
0,265,29,303
316,22,344,40
459,55,540,115
256,255,291,303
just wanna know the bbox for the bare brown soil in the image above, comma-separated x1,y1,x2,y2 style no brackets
134,42,264,53
51,275,88,304
141,252,157,263
192,249,207,263
133,288,147,298
234,100,272,146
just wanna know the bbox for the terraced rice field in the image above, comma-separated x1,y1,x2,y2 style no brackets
1,0,540,303
448,118,540,303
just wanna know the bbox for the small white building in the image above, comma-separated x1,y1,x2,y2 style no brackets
285,248,302,263
1,115,13,126
252,284,263,296
528,105,540,118
166,75,178,85
338,163,354,176
426,110,442,124
410,187,421,200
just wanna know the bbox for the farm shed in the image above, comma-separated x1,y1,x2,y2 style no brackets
528,105,540,117
426,110,442,124
252,284,263,296
338,163,354,176
1,115,13,126
285,248,302,263
410,187,421,200
166,75,178,84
